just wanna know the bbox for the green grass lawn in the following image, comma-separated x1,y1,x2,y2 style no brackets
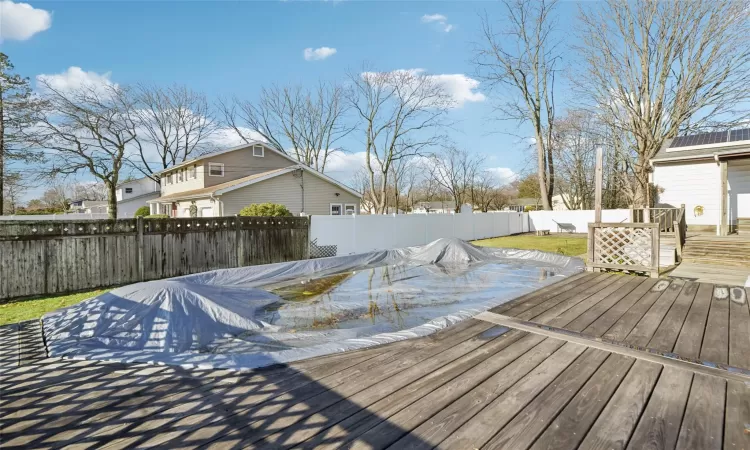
473,233,588,257
0,289,110,326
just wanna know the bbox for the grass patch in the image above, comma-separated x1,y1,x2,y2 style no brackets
473,233,587,257
0,289,109,326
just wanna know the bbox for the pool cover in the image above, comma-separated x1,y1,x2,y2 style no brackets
43,238,584,370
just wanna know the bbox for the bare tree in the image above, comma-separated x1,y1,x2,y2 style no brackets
132,84,218,180
219,82,353,172
348,68,453,214
471,170,505,212
576,0,750,206
552,110,602,210
69,181,108,201
28,80,139,219
474,0,560,210
1,53,44,215
1,172,26,214
428,147,482,213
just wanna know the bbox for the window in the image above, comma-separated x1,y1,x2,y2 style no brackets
189,165,197,179
253,145,264,157
344,204,356,215
171,172,176,184
163,174,171,185
330,203,342,215
178,170,183,182
125,187,133,194
208,162,224,177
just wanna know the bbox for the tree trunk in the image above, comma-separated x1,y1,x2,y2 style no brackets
536,140,552,210
0,95,4,216
107,182,118,220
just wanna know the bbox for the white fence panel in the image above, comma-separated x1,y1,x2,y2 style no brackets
528,209,630,233
473,215,494,239
310,212,529,256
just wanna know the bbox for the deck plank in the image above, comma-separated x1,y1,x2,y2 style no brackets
491,272,596,316
602,279,674,341
578,360,662,450
675,374,726,450
404,341,587,450
529,354,635,450
510,274,615,320
481,348,610,450
672,283,714,359
724,287,750,450
624,279,685,346
647,281,700,352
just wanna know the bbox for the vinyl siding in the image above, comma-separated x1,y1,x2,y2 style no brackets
203,146,293,188
728,157,750,221
652,161,720,227
161,164,204,196
219,171,360,216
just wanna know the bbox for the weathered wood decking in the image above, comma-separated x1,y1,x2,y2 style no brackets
2,272,749,449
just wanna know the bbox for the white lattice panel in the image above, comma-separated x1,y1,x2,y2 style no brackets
593,227,653,267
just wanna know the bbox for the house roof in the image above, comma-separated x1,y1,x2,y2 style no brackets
651,129,750,163
149,165,362,202
157,141,297,174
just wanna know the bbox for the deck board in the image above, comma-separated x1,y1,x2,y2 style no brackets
2,273,749,450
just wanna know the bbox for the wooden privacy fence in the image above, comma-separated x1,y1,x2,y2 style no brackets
587,222,660,278
0,216,309,300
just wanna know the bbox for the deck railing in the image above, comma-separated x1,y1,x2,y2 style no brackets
631,205,686,262
587,222,660,278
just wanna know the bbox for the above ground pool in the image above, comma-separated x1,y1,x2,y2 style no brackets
42,238,584,370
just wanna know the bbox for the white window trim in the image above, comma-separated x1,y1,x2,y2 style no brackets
344,204,356,215
208,162,225,177
125,187,133,194
330,203,343,215
253,145,264,157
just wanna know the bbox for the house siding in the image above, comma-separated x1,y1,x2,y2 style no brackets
728,157,750,222
161,164,204,196
219,171,360,216
652,160,720,228
203,146,293,188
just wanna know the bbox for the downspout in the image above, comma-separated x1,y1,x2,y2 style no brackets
210,193,222,216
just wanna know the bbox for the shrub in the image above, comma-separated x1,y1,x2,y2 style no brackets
144,214,169,219
134,206,150,217
238,203,292,217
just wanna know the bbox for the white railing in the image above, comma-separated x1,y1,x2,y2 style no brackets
310,212,528,256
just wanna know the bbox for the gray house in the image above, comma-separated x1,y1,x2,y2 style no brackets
147,142,361,217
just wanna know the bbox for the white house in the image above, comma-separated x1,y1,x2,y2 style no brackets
116,177,161,218
68,200,109,214
412,201,472,214
651,129,750,235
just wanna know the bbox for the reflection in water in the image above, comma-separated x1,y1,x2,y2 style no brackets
250,260,558,347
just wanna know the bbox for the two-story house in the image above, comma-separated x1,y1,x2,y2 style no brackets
116,177,161,218
147,141,362,217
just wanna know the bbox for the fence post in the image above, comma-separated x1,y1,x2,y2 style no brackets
137,216,145,281
235,215,244,267
651,225,660,278
587,223,596,272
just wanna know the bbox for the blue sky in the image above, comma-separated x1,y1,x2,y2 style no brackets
2,0,582,199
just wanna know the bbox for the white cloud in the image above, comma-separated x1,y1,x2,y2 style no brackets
206,127,267,148
362,68,485,108
485,167,518,185
303,47,337,61
429,73,485,106
0,0,51,41
36,67,117,95
323,151,366,184
421,13,453,33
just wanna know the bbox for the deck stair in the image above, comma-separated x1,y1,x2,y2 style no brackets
681,235,750,267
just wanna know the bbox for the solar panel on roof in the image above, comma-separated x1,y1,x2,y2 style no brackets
669,130,731,148
729,128,750,142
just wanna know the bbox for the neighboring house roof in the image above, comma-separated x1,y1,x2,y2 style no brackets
149,165,362,202
510,198,541,206
415,201,458,210
651,129,750,163
157,141,297,174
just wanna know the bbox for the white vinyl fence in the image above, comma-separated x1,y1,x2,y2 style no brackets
0,213,110,221
528,209,631,233
310,212,528,256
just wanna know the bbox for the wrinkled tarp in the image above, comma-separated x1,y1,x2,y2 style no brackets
43,238,584,370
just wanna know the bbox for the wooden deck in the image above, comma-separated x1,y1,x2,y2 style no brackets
2,272,749,449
